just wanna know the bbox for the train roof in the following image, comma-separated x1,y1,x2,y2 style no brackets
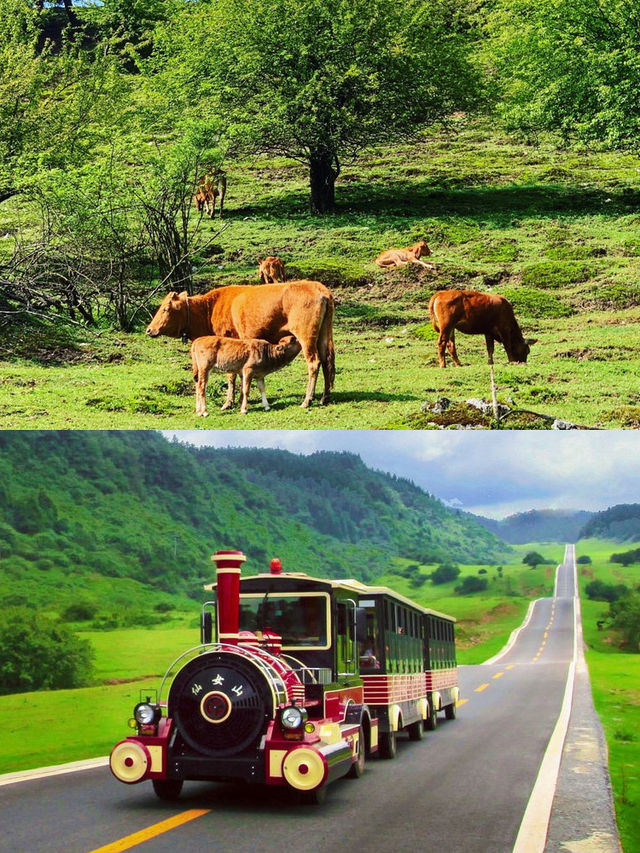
204,571,456,623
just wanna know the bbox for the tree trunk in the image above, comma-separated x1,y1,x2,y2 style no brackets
309,152,337,214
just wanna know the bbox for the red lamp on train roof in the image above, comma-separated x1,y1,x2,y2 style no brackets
270,557,283,575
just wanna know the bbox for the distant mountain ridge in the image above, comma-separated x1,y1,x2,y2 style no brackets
0,432,510,612
474,509,593,544
579,504,640,542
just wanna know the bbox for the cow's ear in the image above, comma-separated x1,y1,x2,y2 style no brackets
178,290,189,300
168,291,178,299
525,338,538,346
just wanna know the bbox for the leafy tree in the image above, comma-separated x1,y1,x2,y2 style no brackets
61,601,98,621
609,594,640,652
522,551,545,568
431,563,461,585
488,0,640,150
153,0,483,212
576,555,592,565
0,608,93,694
455,575,489,594
610,548,640,566
585,580,629,603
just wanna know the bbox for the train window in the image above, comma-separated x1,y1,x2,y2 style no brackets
238,593,330,649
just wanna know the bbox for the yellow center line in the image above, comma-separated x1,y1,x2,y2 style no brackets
456,698,469,707
492,672,504,679
88,809,210,853
505,664,514,670
543,631,549,638
475,683,489,692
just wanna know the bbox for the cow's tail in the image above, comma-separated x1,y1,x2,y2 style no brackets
428,293,440,333
320,295,336,390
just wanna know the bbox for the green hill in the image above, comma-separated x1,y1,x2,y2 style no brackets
579,504,640,542
0,431,509,619
475,509,593,544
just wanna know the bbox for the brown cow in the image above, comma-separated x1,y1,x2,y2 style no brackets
428,289,537,367
194,170,227,218
191,334,301,416
375,240,435,270
146,281,335,407
258,256,286,283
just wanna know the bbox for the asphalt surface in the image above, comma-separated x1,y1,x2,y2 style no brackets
0,548,615,853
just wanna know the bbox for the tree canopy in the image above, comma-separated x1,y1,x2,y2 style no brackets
152,0,483,212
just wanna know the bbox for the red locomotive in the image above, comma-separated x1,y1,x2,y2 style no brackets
109,549,459,802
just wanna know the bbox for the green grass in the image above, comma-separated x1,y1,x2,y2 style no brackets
577,541,640,853
2,119,640,428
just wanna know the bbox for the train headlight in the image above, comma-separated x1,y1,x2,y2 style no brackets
134,702,158,726
281,706,308,730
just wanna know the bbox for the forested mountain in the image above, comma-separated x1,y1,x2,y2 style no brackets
0,432,509,614
579,505,640,542
475,510,593,544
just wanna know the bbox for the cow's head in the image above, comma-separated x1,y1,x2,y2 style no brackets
512,338,538,363
411,241,431,259
146,291,189,338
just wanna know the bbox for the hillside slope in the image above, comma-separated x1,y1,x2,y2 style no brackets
475,509,593,544
0,432,509,614
579,504,640,542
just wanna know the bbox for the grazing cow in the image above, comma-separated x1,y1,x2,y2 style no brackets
258,256,286,283
194,170,227,218
191,334,301,416
428,289,537,367
146,281,335,407
375,240,435,270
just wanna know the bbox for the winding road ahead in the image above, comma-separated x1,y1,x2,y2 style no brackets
0,546,617,852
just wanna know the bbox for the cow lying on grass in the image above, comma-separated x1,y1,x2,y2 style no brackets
191,334,301,416
146,281,334,408
428,289,537,367
258,256,286,283
375,240,435,270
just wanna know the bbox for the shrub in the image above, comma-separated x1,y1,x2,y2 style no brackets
0,608,93,694
61,601,98,622
585,580,629,603
455,576,489,594
500,287,573,318
431,563,461,585
576,555,592,564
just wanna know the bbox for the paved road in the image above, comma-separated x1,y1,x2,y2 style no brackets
1,550,581,853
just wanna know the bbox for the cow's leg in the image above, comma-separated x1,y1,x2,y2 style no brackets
411,258,436,270
437,330,450,368
240,368,253,415
256,378,270,411
300,345,321,408
484,334,495,365
220,372,236,410
195,367,209,417
447,331,463,367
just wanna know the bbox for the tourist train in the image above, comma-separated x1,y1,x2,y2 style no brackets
109,549,459,802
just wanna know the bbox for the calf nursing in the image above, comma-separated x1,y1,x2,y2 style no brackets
191,335,301,416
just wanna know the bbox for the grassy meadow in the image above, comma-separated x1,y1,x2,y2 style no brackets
2,120,640,429
575,540,640,850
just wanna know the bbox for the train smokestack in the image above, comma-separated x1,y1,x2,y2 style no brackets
212,549,246,644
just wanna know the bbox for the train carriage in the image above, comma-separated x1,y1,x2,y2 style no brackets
109,549,459,802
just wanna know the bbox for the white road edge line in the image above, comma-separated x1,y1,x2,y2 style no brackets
0,756,109,787
482,597,541,666
512,546,578,853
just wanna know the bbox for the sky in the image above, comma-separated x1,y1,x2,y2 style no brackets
162,431,640,519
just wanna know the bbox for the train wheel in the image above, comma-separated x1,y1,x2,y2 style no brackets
152,779,183,801
347,726,366,778
408,720,424,741
425,705,438,731
379,730,397,760
445,702,457,720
